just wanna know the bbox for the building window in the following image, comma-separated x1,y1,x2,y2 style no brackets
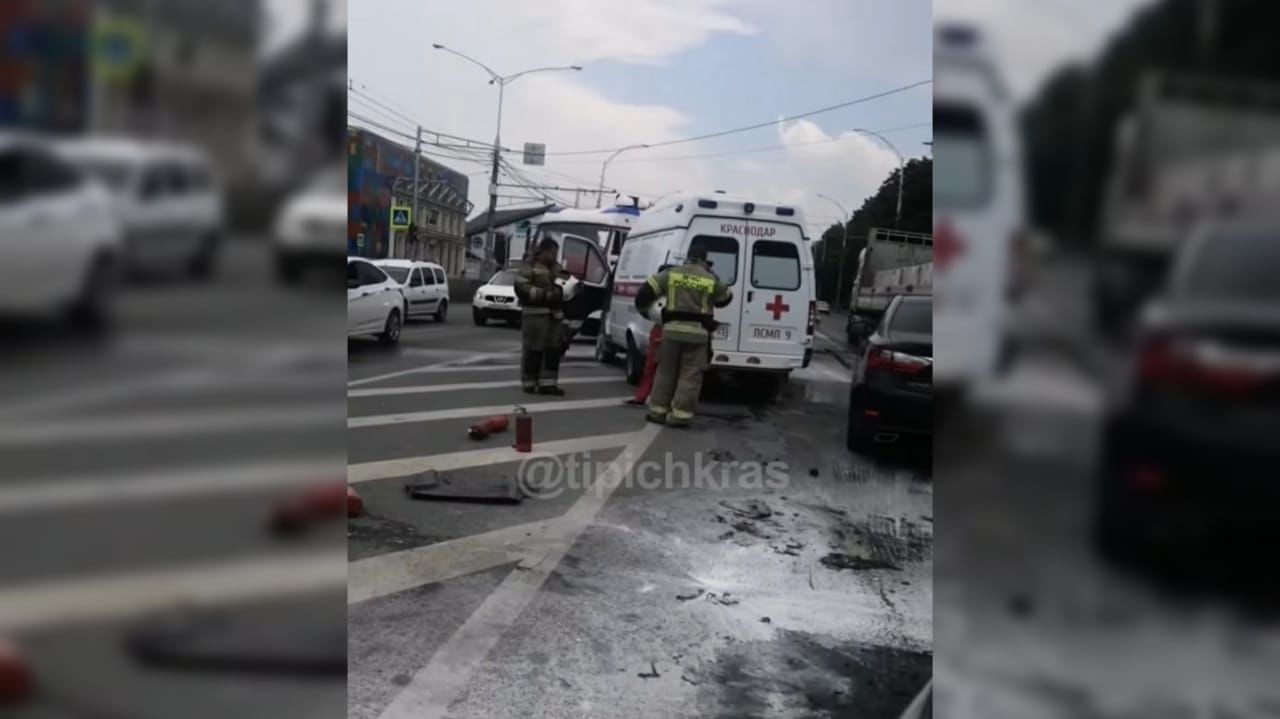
428,208,439,226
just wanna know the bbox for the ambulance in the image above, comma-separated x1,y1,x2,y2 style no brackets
596,192,817,390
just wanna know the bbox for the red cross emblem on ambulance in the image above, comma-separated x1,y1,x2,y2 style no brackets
765,294,790,321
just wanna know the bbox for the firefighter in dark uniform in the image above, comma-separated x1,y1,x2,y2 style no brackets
634,246,733,427
514,238,567,395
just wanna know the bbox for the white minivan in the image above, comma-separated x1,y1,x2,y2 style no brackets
375,259,450,322
596,192,817,388
932,22,1025,390
57,137,224,280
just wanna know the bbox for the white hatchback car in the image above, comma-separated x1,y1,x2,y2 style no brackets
0,134,123,329
347,257,404,344
57,137,224,280
375,260,450,322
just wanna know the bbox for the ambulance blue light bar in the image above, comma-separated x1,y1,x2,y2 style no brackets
776,207,795,216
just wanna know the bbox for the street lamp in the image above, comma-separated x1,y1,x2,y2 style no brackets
816,193,851,307
432,44,582,270
846,127,906,229
597,144,648,208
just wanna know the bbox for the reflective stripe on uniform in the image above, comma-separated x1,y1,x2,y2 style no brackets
670,408,694,420
648,404,669,415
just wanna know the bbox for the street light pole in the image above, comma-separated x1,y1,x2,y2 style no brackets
847,128,906,229
817,193,850,307
433,44,581,272
597,144,647,208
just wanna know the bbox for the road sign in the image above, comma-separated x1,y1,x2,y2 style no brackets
92,15,146,81
522,143,546,166
390,205,411,229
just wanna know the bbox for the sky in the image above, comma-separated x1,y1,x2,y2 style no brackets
934,0,1156,100
347,0,933,239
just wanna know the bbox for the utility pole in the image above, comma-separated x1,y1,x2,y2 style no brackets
817,194,850,308
412,125,422,261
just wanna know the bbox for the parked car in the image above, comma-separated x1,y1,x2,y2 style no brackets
0,133,123,330
57,137,223,280
847,294,933,452
375,259,449,322
272,165,346,284
473,269,522,326
1093,215,1280,565
347,257,403,345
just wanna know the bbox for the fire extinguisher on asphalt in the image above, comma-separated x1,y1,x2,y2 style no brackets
513,406,532,452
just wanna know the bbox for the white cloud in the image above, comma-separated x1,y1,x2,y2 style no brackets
349,0,925,236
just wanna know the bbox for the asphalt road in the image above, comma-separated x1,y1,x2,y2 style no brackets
347,311,934,718
935,257,1280,718
1,237,347,719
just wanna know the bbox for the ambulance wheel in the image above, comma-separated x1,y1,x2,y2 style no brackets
624,334,643,386
595,330,618,364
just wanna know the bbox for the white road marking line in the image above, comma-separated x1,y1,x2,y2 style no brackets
348,519,555,604
349,396,631,429
0,549,346,633
375,423,662,719
0,367,211,421
344,361,614,378
0,457,344,515
0,404,341,447
348,376,619,398
348,352,514,387
348,430,638,484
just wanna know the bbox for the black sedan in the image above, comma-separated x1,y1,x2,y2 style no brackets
847,295,933,452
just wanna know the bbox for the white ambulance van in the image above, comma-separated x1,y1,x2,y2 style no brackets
596,192,817,389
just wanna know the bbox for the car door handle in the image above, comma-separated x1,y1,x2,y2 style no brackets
360,291,371,297
747,291,754,302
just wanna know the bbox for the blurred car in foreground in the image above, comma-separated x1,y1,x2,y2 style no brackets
1094,215,1280,564
58,137,224,280
274,165,346,284
375,259,450,322
0,133,123,329
472,269,521,326
847,294,933,452
347,257,403,345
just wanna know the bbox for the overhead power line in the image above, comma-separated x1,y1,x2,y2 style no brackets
539,78,933,157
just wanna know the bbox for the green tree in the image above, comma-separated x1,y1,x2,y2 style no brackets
813,156,932,306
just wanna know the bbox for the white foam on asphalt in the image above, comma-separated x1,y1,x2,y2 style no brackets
373,424,662,719
348,376,619,397
0,549,346,633
349,430,638,484
0,457,344,514
348,396,631,429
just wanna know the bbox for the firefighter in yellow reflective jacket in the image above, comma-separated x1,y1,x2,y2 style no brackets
634,246,733,427
514,238,567,395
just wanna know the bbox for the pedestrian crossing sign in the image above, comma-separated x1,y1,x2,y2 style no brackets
390,205,412,229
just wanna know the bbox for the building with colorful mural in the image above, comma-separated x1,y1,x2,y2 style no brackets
346,125,471,274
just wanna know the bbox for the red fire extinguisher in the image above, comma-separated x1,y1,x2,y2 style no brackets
468,414,509,440
513,406,532,452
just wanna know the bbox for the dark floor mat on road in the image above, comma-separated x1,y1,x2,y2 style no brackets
124,608,346,677
403,470,523,504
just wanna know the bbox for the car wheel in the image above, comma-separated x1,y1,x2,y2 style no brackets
275,255,302,285
473,308,486,326
379,309,402,345
435,299,449,323
846,385,872,454
188,235,218,280
624,334,643,386
68,251,116,334
595,327,617,364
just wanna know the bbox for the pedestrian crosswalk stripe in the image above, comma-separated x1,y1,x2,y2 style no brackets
0,549,346,633
0,404,340,447
348,352,515,387
0,457,344,515
348,396,631,429
348,430,640,484
348,376,619,397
